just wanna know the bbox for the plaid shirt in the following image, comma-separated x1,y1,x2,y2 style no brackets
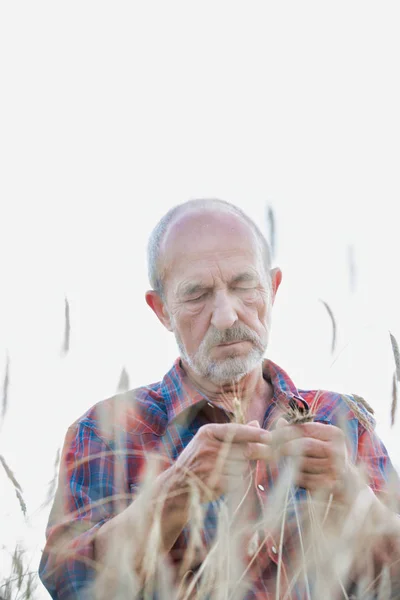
39,358,398,599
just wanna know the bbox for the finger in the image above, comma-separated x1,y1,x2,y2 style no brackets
296,422,344,443
247,420,260,427
298,457,332,475
296,472,338,492
247,436,331,463
210,423,270,444
218,442,249,462
279,437,330,460
269,424,305,448
245,442,273,462
275,417,289,429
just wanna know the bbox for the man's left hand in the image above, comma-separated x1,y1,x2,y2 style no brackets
247,419,352,497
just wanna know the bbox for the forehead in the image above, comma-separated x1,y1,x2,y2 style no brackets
161,209,264,292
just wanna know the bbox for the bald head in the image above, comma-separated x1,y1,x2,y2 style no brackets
147,199,271,298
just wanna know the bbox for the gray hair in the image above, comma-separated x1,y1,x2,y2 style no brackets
147,198,271,297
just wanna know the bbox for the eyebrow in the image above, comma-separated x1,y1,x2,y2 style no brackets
178,272,258,298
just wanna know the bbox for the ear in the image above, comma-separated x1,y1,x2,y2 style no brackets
145,290,174,332
270,267,282,304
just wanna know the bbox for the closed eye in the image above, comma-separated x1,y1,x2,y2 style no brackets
187,293,208,303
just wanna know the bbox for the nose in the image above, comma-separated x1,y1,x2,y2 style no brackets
210,290,238,331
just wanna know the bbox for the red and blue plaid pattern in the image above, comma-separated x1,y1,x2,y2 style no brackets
39,358,397,599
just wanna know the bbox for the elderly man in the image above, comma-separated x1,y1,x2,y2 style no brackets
40,199,400,599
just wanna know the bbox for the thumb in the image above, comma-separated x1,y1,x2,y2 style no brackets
275,417,289,430
247,419,260,427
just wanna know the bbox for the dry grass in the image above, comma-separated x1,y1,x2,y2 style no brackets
390,332,400,427
2,378,400,599
61,298,70,356
40,448,61,512
2,287,400,599
0,545,37,600
319,299,337,355
389,333,400,382
391,373,398,429
117,367,130,393
1,353,10,425
266,206,276,260
347,245,357,294
0,455,27,517
90,383,400,599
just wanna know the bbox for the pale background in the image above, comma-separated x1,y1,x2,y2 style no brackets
0,2,399,597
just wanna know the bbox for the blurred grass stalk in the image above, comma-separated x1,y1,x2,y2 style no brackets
2,450,399,595
2,302,400,599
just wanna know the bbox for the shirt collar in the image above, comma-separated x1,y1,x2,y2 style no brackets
160,357,305,424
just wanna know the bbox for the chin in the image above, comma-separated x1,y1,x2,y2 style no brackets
203,351,264,385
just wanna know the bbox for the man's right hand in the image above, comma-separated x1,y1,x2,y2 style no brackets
94,421,269,594
169,422,269,503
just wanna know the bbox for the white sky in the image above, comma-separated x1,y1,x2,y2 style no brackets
1,2,400,596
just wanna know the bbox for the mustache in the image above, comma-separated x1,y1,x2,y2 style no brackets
202,324,262,349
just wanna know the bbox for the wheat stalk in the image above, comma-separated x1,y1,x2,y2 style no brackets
40,448,61,511
117,367,130,392
266,206,276,260
61,297,70,356
319,299,337,355
0,455,26,516
1,353,10,424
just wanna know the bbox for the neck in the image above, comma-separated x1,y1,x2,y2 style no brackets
180,360,274,423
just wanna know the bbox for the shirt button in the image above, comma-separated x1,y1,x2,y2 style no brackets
257,484,265,491
271,546,277,554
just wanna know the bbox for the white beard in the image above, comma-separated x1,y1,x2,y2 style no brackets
174,322,269,385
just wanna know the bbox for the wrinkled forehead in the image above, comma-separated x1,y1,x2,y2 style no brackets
160,209,265,291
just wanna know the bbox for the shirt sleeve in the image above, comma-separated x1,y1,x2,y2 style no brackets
39,422,127,599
